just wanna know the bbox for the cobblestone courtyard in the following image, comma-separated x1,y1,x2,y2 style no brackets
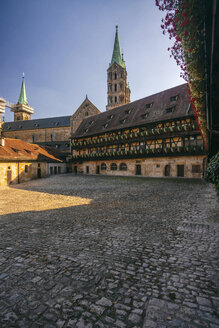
0,174,218,328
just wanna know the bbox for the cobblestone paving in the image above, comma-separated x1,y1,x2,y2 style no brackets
0,174,218,328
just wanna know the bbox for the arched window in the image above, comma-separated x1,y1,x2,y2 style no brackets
101,163,107,170
164,165,171,176
111,163,117,171
120,163,127,171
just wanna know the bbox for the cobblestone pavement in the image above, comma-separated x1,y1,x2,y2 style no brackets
0,174,218,328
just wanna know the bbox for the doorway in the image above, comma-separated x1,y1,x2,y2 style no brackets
136,164,141,175
7,170,12,185
164,165,171,176
37,168,41,178
177,165,184,177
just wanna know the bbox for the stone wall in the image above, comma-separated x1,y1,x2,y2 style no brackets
72,155,206,178
70,99,100,135
3,127,70,144
0,162,47,186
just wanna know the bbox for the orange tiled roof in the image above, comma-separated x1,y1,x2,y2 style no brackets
0,138,62,162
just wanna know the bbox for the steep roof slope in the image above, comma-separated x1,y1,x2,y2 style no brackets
73,84,191,138
0,138,61,162
2,116,71,132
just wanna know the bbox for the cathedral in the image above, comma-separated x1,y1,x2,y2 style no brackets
2,26,206,179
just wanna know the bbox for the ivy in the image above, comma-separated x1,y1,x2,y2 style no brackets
205,153,219,193
156,0,208,149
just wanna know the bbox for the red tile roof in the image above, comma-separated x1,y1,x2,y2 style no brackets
0,138,62,162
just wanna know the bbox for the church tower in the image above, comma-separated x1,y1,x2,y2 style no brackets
106,26,130,111
11,74,34,121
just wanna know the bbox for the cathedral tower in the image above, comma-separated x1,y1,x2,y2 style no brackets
106,26,130,111
11,74,34,121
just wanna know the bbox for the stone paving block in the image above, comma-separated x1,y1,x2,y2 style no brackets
0,175,218,327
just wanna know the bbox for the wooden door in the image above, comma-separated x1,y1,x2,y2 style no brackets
177,165,184,177
7,170,12,185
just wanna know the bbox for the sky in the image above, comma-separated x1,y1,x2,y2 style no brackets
0,0,184,122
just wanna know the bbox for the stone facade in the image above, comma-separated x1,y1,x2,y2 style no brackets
11,103,34,121
73,155,206,178
106,62,130,111
70,97,101,135
0,161,47,186
3,97,100,152
4,126,70,145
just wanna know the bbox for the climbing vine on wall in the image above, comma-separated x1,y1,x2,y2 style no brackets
156,0,208,149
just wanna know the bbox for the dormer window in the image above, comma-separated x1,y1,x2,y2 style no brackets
55,122,59,126
146,103,153,109
103,123,108,129
120,119,125,125
34,123,39,127
125,109,131,115
11,147,19,152
141,113,149,119
84,128,88,133
166,106,175,114
170,95,178,102
89,120,94,125
107,114,114,120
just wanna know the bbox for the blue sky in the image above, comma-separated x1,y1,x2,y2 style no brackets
0,0,184,122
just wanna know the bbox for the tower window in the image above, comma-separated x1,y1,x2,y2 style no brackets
114,84,117,92
108,84,112,92
114,73,117,80
115,96,117,103
120,71,123,78
120,83,124,91
108,72,112,80
119,96,124,103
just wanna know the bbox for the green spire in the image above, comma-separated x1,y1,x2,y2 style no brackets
17,73,28,105
110,25,125,68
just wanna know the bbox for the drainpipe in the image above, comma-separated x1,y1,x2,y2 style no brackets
18,162,20,184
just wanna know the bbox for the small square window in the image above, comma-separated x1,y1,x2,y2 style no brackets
141,113,149,119
170,95,178,102
146,103,153,109
192,165,201,173
166,107,174,114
